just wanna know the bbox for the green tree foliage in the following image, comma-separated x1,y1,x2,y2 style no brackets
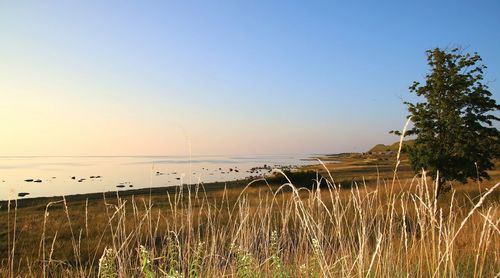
396,48,499,197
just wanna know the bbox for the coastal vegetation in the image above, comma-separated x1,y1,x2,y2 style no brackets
1,145,499,277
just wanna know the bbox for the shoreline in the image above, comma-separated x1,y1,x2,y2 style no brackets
0,151,440,206
3,150,498,208
0,177,264,208
0,154,330,203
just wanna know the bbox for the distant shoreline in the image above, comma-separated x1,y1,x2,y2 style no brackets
0,177,273,208
0,157,324,205
0,154,320,202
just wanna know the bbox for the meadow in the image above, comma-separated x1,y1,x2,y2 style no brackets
1,148,499,277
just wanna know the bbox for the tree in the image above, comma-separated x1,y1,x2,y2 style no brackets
395,47,499,199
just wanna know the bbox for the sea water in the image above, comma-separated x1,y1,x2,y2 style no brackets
0,155,317,199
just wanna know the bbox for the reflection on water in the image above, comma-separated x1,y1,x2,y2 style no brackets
0,155,315,200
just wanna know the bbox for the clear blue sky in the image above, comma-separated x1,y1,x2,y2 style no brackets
1,1,499,156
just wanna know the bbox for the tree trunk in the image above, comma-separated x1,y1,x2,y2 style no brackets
435,176,444,201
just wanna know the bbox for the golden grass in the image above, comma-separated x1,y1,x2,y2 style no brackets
1,164,499,277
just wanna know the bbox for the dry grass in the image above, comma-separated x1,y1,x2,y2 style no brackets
0,168,500,277
1,157,499,277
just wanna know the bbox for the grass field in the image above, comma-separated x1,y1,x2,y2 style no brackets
1,151,499,277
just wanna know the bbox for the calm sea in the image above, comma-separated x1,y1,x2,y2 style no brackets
0,155,317,200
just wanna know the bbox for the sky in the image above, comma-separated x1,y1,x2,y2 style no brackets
1,1,499,156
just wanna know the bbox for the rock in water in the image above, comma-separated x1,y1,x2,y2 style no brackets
24,179,34,182
18,192,30,197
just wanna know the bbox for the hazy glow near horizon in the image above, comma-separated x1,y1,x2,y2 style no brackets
1,1,499,156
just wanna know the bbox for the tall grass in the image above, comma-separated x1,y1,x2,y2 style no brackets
1,167,499,277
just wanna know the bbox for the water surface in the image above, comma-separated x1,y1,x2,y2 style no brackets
0,155,316,200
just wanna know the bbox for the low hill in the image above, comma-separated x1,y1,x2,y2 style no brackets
367,140,414,154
